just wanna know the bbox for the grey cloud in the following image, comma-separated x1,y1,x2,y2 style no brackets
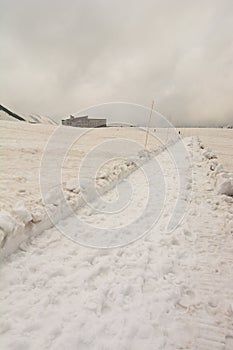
0,0,232,126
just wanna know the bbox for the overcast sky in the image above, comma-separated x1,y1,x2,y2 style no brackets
0,0,233,126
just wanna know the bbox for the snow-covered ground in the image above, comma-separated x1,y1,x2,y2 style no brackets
182,128,233,171
0,121,162,213
0,121,170,255
0,121,233,349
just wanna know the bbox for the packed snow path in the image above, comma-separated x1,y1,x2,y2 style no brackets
0,138,233,350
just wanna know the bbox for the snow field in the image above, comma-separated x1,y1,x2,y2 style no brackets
0,122,178,256
0,133,233,349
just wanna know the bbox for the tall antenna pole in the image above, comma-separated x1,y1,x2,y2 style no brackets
145,100,154,149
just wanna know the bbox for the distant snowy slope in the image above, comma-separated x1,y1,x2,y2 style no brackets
0,104,56,125
28,114,57,125
0,105,25,122
0,110,17,122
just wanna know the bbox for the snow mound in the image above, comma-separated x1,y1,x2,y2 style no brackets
0,210,16,234
12,201,32,224
31,208,43,223
79,179,97,202
0,210,16,248
0,135,185,258
217,177,233,196
44,187,64,206
66,179,79,192
203,149,217,160
138,149,152,160
209,160,218,171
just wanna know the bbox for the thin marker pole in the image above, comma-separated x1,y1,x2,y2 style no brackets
145,100,154,149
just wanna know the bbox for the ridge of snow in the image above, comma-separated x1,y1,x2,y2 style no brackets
0,139,175,258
